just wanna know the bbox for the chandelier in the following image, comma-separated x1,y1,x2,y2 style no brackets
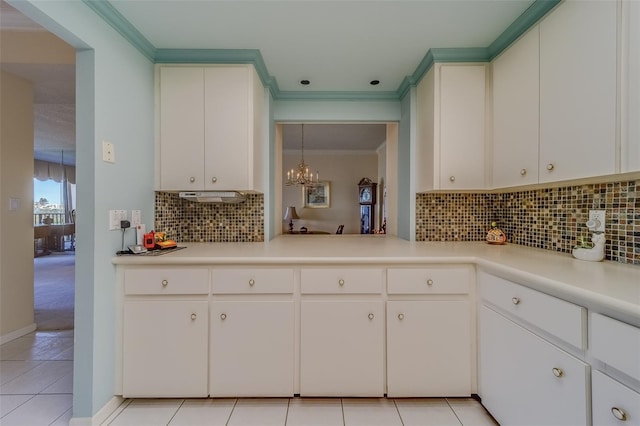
286,123,318,186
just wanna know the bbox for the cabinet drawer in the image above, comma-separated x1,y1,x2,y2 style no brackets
591,313,640,381
301,268,384,294
478,271,586,349
124,268,209,295
592,370,640,425
212,269,293,294
387,267,470,294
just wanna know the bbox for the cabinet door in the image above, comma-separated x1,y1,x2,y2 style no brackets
300,300,384,396
159,67,205,191
204,66,250,190
539,0,617,182
592,370,640,426
623,0,640,172
123,300,208,397
439,64,486,189
479,305,589,426
210,301,294,397
492,27,539,188
387,300,470,397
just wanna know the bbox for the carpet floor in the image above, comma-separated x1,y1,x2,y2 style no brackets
34,252,75,330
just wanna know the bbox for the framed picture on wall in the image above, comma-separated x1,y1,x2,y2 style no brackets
302,182,330,208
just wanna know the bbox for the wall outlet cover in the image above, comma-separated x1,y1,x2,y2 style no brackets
588,209,606,232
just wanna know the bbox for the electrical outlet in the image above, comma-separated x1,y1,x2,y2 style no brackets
588,209,606,232
131,210,142,227
109,210,127,230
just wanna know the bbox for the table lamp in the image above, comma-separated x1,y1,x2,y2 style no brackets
283,206,299,233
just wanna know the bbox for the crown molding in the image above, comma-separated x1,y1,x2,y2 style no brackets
84,0,556,102
81,0,155,61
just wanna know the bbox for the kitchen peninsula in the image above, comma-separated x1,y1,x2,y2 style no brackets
113,236,640,424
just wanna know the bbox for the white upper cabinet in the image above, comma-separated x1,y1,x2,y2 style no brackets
492,26,540,188
622,0,640,172
539,0,617,182
417,64,488,191
157,65,264,192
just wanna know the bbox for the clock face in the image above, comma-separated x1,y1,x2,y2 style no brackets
360,187,372,203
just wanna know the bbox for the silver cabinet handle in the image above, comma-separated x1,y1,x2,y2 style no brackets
211,177,217,183
426,278,434,286
546,163,555,171
220,313,227,320
520,168,527,176
161,279,168,287
611,407,627,421
449,176,455,182
512,297,520,305
552,367,564,378
398,313,405,320
338,279,345,286
191,313,197,320
249,279,255,287
368,313,374,320
189,177,195,183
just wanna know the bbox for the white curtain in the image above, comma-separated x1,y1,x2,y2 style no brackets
34,159,76,184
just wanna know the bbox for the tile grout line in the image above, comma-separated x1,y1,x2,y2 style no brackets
392,399,405,426
225,398,238,426
445,398,465,426
341,398,345,426
284,397,291,425
165,398,185,425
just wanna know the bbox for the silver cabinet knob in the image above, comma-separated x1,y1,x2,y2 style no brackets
398,313,405,320
368,313,374,320
546,163,555,171
512,297,520,305
426,279,434,286
191,313,197,320
211,177,217,183
552,367,564,378
161,279,168,287
220,313,227,320
249,279,255,287
520,168,527,176
189,177,195,183
611,407,628,421
449,176,455,182
338,279,345,286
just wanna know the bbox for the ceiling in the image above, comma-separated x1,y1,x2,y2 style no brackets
1,0,538,157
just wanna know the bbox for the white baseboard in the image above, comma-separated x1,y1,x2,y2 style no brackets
69,396,126,426
0,323,37,345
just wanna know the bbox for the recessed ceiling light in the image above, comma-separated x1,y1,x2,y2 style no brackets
300,79,310,86
370,80,380,86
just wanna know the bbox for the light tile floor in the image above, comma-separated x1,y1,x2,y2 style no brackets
0,330,74,426
104,396,498,426
1,331,499,426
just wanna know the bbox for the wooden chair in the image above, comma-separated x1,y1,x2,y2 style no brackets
336,225,344,234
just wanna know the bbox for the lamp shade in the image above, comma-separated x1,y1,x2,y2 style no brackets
283,206,299,221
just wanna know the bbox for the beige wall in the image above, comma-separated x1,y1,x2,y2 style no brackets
283,151,378,234
0,71,36,340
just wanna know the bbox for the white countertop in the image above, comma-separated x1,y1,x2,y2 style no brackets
113,235,640,325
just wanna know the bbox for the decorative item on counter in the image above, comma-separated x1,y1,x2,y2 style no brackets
572,221,605,262
486,222,506,245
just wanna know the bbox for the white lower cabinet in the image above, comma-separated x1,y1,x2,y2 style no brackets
210,301,294,397
300,300,384,396
387,300,470,397
122,300,208,397
479,305,589,425
592,370,640,425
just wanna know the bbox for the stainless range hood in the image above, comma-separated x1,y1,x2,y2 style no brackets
179,191,247,203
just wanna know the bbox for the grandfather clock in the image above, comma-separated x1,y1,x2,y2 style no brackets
358,178,377,234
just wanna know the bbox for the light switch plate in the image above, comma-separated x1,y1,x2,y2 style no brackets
131,210,141,226
102,141,115,163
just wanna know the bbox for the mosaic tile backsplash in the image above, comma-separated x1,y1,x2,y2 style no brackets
416,179,639,264
155,192,264,242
